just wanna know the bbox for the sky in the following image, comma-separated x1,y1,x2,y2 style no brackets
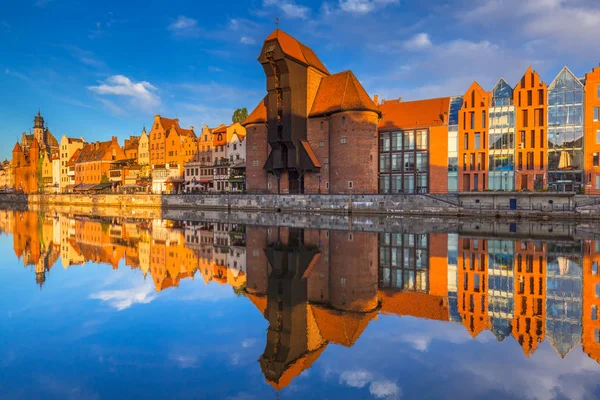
1,0,600,161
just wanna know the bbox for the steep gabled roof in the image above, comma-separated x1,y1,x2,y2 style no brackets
379,97,451,131
243,96,267,127
309,70,380,117
264,29,329,75
12,142,23,153
67,149,81,166
159,117,179,130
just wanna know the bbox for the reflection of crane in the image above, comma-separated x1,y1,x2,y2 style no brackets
558,151,573,170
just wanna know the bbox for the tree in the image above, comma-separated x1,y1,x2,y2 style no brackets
101,173,109,183
232,108,249,124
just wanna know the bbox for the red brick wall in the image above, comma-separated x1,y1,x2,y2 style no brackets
329,230,378,312
245,226,269,296
306,117,330,194
327,111,379,194
245,123,269,193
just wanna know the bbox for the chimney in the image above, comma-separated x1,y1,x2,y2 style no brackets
190,126,194,131
397,97,402,103
373,95,379,105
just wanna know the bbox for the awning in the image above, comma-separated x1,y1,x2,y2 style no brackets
122,184,143,189
73,184,96,191
229,178,244,183
90,182,113,191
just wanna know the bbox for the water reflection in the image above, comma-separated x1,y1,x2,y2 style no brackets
2,209,600,396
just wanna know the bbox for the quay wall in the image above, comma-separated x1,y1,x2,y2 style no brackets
1,192,600,220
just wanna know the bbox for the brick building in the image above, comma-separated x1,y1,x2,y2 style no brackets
73,137,127,186
59,136,86,192
245,29,380,194
12,111,60,194
584,67,600,194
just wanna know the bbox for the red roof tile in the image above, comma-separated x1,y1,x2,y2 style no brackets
378,97,451,131
309,71,380,117
242,96,267,126
265,29,329,75
159,117,179,130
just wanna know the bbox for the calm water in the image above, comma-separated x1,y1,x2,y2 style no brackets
1,209,600,400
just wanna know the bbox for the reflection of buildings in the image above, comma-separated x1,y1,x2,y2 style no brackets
6,210,600,391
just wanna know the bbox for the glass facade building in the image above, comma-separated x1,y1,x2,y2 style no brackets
547,68,585,192
487,240,515,341
379,233,429,292
379,130,429,193
488,79,516,191
448,96,463,192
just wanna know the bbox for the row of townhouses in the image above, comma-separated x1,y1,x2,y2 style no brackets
6,112,247,194
5,29,600,196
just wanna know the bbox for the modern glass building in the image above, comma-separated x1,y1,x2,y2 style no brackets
487,240,515,341
488,79,516,191
379,232,429,292
448,96,463,192
379,130,429,193
547,67,585,192
546,242,583,358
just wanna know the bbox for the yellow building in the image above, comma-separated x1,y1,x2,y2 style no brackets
59,135,86,192
138,128,150,166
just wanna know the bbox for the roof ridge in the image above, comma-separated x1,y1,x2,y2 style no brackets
341,72,350,108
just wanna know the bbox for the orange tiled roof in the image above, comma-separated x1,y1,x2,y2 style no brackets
12,142,23,153
309,71,380,117
159,117,179,130
265,29,329,75
378,97,451,131
310,305,376,347
246,292,267,316
243,97,267,127
379,290,449,321
67,149,81,166
265,344,327,391
300,141,321,168
169,125,196,138
68,137,84,144
74,140,116,163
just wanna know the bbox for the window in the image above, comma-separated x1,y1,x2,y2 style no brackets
538,89,544,105
464,133,469,150
348,181,353,189
341,116,346,127
325,182,329,189
595,107,600,122
531,130,536,148
341,137,347,144
540,130,544,148
522,110,528,128
319,141,324,148
320,121,324,132
481,111,486,129
252,144,258,152
527,90,532,106
252,160,259,167
540,151,544,170
470,112,475,129
463,154,467,171
594,153,599,167
474,133,480,150
521,131,526,146
597,130,600,144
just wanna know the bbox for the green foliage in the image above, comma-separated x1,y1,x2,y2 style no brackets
231,108,249,124
37,152,44,194
101,173,109,183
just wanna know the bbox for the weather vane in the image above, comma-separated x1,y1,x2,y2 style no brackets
275,16,279,28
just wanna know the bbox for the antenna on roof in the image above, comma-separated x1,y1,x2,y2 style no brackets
275,16,279,29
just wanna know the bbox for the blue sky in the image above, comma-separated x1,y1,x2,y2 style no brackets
1,0,600,161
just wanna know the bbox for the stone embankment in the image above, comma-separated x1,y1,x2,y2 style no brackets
2,192,600,220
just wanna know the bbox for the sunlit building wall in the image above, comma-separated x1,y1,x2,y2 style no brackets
584,67,600,194
514,67,547,191
448,97,463,192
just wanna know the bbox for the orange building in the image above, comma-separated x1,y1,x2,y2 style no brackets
148,115,197,168
457,238,490,337
584,67,600,194
123,135,140,161
514,67,547,191
378,97,451,194
582,240,600,363
459,82,490,192
512,241,546,356
73,137,127,185
243,98,268,193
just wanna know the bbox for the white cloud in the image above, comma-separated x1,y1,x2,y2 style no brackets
338,0,399,14
88,75,160,110
241,338,257,348
262,0,310,19
339,370,373,388
168,16,201,38
90,281,157,311
240,36,256,45
169,354,198,369
369,380,401,399
403,33,432,50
